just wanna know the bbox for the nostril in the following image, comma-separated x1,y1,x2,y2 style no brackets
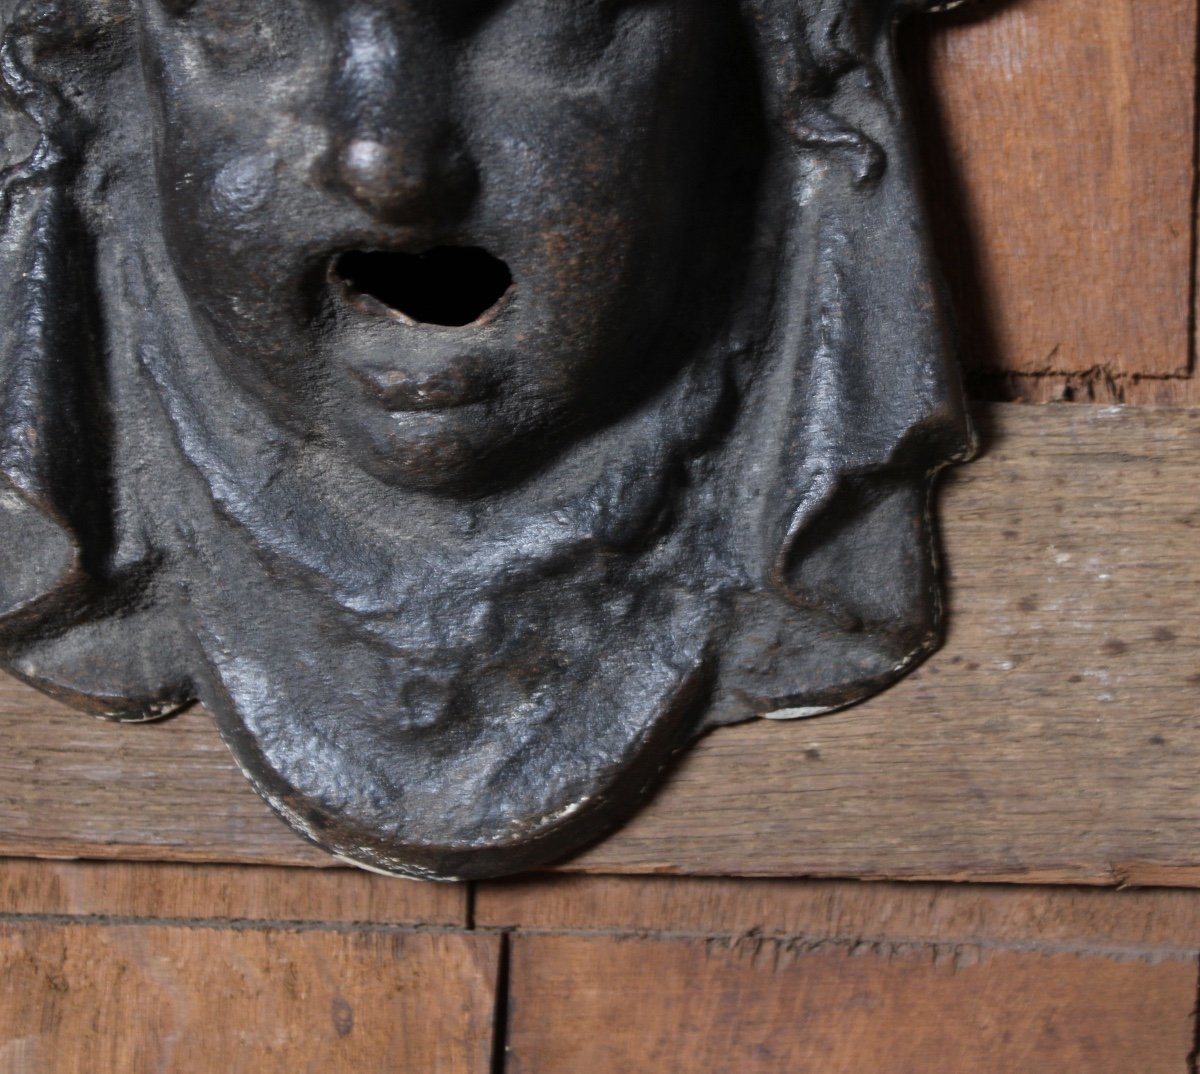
333,247,513,327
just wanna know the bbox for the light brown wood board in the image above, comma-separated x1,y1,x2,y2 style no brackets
505,933,1198,1074
0,858,467,925
8,859,1198,958
899,0,1196,382
478,875,1200,958
0,923,499,1074
0,403,1198,884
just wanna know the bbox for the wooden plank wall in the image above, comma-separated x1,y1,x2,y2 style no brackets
2,0,1199,1070
900,0,1198,404
2,406,1198,886
3,861,1199,1072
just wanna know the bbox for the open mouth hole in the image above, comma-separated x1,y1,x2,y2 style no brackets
334,246,513,327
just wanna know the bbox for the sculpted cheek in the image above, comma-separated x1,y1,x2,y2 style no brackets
209,151,278,221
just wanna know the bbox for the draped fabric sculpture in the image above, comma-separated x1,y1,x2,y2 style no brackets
0,0,973,878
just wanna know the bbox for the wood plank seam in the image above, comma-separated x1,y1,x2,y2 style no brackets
0,912,473,935
691,935,1197,972
972,373,1199,405
981,370,1196,384
4,911,1192,962
490,933,510,1074
465,926,1200,965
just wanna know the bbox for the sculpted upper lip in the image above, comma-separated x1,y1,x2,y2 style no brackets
352,359,498,412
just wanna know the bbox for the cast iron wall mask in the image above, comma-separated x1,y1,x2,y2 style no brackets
0,0,973,879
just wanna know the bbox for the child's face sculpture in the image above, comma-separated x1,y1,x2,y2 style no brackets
143,0,737,487
0,0,974,879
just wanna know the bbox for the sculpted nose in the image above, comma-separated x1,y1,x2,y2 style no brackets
331,131,478,226
324,6,478,225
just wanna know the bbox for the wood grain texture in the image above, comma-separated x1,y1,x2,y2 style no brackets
976,374,1200,407
567,404,1200,882
0,924,498,1074
478,876,1200,956
900,0,1196,380
0,404,1198,884
506,934,1198,1074
0,688,332,866
0,859,466,925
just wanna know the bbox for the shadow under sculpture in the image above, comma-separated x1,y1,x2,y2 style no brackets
0,0,974,879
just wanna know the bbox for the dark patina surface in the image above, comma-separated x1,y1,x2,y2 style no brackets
0,0,972,879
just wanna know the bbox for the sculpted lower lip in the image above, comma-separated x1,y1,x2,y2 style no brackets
352,363,497,412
